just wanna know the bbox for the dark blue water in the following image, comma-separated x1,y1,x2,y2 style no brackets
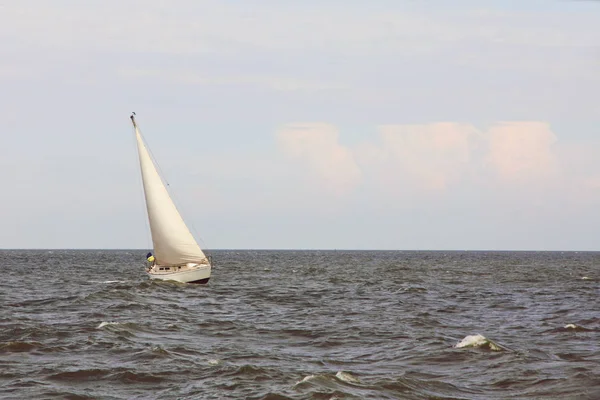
1,250,599,399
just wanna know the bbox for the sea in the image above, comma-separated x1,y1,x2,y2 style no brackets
1,250,599,400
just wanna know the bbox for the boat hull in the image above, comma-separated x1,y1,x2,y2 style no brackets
146,263,211,284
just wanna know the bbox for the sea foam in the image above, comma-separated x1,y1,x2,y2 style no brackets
455,334,502,351
97,321,121,329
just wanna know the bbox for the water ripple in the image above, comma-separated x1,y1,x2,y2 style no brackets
1,249,599,399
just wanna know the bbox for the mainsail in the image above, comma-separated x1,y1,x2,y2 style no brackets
132,116,206,266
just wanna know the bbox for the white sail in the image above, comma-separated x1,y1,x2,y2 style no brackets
133,118,206,266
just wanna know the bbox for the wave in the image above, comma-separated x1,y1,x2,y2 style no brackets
253,394,293,400
115,370,167,383
47,368,168,384
562,323,593,332
454,334,504,351
228,364,273,378
38,391,96,400
95,321,147,339
97,321,120,329
0,341,44,353
335,371,360,384
543,323,596,334
96,321,145,331
48,368,111,382
294,370,361,388
6,295,79,308
89,280,130,284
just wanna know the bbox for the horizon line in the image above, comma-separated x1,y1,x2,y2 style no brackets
0,248,599,252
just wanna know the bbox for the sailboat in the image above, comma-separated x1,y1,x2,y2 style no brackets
131,113,212,284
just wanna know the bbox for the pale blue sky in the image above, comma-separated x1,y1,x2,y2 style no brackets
1,1,599,250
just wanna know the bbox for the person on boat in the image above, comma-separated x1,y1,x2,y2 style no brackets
146,252,155,264
145,252,156,272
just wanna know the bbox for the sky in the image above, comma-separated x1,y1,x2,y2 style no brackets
1,0,600,250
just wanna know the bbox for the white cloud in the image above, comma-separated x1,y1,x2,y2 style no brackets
365,123,479,191
276,123,362,196
276,121,600,207
485,121,557,183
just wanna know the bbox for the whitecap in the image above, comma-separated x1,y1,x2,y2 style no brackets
455,334,502,351
294,374,316,386
208,359,221,366
97,321,121,329
335,371,360,383
563,323,590,331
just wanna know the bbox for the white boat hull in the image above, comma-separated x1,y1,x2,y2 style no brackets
146,263,211,284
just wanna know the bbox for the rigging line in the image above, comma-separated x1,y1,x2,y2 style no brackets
131,124,152,251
